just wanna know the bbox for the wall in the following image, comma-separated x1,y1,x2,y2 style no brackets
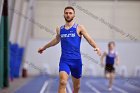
33,0,140,40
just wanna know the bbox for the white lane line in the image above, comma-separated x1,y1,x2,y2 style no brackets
86,81,101,93
67,81,72,93
113,86,128,93
40,81,49,93
125,83,140,91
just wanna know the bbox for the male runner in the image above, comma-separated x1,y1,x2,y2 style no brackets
101,41,119,91
38,6,101,93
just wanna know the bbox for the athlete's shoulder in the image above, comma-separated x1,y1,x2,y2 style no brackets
112,50,118,55
78,24,85,29
56,26,60,35
59,25,65,29
115,51,118,56
73,23,78,28
77,24,86,31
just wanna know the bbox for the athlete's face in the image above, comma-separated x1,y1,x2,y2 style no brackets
64,9,75,22
108,43,115,50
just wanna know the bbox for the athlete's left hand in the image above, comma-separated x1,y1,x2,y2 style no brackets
94,48,102,56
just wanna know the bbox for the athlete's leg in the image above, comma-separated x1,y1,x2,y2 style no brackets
58,71,69,93
59,61,70,93
105,72,110,79
109,72,115,88
105,72,112,89
70,59,82,93
72,76,80,93
105,65,110,79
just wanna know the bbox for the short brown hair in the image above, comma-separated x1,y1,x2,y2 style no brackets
108,41,115,47
64,6,75,13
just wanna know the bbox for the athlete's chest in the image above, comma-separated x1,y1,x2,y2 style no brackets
60,28,77,38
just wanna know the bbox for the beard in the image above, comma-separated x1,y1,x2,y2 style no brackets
64,16,74,22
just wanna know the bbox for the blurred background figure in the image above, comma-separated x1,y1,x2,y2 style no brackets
101,41,119,91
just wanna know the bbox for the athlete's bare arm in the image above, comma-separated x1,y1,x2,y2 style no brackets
78,25,101,56
100,52,107,67
115,55,120,65
38,27,60,54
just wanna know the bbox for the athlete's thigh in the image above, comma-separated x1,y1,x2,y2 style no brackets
59,60,71,76
70,59,82,79
110,72,115,78
105,71,111,79
72,76,81,87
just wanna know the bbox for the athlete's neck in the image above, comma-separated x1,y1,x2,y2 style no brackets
109,49,115,53
65,21,74,27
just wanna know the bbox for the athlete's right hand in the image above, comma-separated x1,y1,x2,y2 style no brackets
38,48,44,54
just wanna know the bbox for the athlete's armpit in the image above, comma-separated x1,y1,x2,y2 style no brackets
79,25,98,48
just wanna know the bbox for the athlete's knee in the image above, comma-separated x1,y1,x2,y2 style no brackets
59,79,67,87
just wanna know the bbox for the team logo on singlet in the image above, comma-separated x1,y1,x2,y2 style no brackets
61,33,75,38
